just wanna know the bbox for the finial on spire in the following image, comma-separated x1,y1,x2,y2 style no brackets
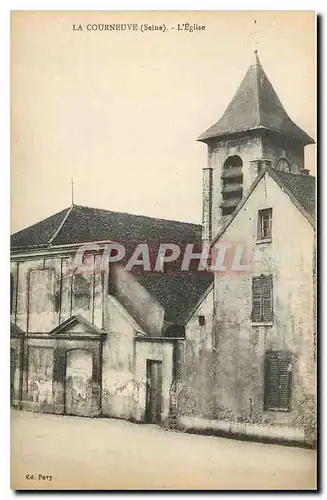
254,48,261,67
250,19,259,59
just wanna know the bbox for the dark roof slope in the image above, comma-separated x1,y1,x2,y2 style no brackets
271,169,316,220
11,207,70,248
11,204,201,249
198,52,314,145
132,269,213,325
11,204,213,326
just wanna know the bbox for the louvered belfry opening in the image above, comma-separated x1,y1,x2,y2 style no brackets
221,155,243,216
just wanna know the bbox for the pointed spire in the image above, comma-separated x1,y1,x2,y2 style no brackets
198,53,314,145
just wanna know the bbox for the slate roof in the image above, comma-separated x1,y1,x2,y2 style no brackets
11,207,71,248
11,205,201,249
11,204,213,326
270,169,316,220
198,52,314,145
131,269,213,325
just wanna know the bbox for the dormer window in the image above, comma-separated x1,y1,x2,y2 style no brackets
276,157,291,173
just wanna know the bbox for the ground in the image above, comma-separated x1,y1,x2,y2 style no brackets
11,410,316,490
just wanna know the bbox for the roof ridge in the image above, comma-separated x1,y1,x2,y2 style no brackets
48,204,75,245
267,167,315,226
273,169,316,179
253,57,262,126
72,203,201,227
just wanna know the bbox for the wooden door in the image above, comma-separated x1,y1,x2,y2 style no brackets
146,360,163,424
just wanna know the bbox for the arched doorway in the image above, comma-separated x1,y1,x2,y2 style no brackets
65,349,93,416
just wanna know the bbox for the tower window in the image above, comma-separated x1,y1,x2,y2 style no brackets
276,157,291,173
221,156,243,217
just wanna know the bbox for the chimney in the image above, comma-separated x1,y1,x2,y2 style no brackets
202,167,213,244
249,158,272,180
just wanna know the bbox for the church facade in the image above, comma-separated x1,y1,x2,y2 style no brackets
11,52,316,445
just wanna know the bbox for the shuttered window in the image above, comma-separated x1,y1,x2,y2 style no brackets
252,275,273,323
264,351,292,411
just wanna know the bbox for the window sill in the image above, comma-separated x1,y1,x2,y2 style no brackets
256,237,272,245
251,322,274,327
264,408,290,413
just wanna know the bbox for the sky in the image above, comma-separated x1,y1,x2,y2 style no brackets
11,11,316,232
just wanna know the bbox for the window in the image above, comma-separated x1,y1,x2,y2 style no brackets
252,275,273,323
258,209,272,240
264,351,292,411
198,315,205,327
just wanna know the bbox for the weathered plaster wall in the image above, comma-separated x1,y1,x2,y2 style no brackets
212,173,315,437
110,264,165,336
10,336,23,407
101,293,175,423
20,328,103,417
180,288,214,418
11,254,104,333
101,296,138,419
134,340,174,425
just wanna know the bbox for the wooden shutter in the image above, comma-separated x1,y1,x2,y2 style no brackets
262,275,273,322
264,352,291,411
264,351,279,409
278,354,292,410
252,275,273,323
252,277,262,322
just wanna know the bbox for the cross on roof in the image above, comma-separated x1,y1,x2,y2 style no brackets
71,177,75,206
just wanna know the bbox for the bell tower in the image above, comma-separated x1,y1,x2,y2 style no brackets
199,51,314,243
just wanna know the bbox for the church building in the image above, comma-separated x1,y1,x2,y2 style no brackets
10,52,316,445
